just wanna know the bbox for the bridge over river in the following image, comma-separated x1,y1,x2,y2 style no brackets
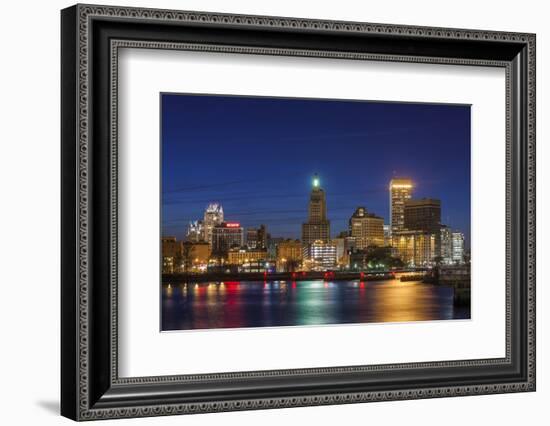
162,269,428,284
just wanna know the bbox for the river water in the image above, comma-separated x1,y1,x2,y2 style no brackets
161,279,470,331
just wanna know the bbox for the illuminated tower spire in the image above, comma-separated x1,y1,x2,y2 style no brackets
203,203,224,245
312,173,320,188
308,174,327,222
302,174,330,244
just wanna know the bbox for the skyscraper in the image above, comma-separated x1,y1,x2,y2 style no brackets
267,237,285,260
302,174,330,245
257,224,268,250
211,222,243,255
246,228,258,249
348,207,385,250
383,224,391,246
389,178,413,236
203,203,224,245
392,231,436,267
440,225,453,264
186,220,204,242
404,198,441,233
403,198,441,258
451,231,465,264
246,224,268,249
161,236,182,273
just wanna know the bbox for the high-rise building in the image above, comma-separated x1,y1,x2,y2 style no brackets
211,222,243,255
344,236,357,265
404,198,441,233
392,230,436,267
303,240,337,271
389,178,413,236
451,232,465,264
331,237,346,267
383,224,391,246
307,175,327,222
302,223,331,245
302,174,330,244
161,236,182,273
203,203,224,245
439,225,453,264
403,198,441,258
348,207,385,250
246,228,258,248
246,224,268,249
267,237,284,260
186,220,204,242
257,225,268,249
276,239,303,272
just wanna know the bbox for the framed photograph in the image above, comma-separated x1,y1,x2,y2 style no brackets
61,4,536,421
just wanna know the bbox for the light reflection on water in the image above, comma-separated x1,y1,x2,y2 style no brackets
161,279,470,331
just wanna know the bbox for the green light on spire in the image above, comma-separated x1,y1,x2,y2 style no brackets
313,175,319,188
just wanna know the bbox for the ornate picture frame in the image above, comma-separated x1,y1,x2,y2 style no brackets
61,4,535,420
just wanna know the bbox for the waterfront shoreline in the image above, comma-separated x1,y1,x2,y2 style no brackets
162,270,419,283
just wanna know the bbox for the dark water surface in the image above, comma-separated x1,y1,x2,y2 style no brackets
161,279,470,331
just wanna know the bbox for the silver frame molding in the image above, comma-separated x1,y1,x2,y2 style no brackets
61,4,536,421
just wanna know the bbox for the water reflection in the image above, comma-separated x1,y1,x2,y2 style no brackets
161,279,470,331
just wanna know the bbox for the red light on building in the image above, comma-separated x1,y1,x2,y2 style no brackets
225,222,240,228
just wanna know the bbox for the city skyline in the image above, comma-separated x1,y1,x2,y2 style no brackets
162,94,471,248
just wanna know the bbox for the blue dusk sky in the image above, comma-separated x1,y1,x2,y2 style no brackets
161,93,471,248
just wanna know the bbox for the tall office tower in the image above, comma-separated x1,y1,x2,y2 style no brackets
267,237,285,260
403,198,441,260
186,220,204,242
302,174,330,245
203,203,224,245
348,207,385,250
331,237,346,266
161,236,182,273
246,224,268,249
257,224,268,249
246,228,259,249
211,222,243,255
404,198,441,233
440,225,453,264
389,178,413,235
451,231,465,264
383,224,391,246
